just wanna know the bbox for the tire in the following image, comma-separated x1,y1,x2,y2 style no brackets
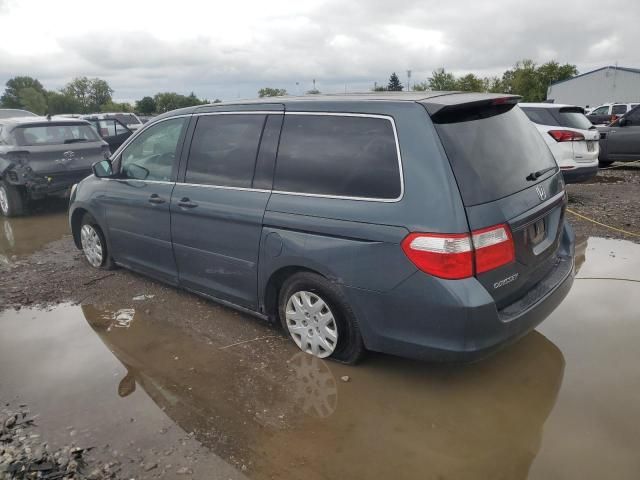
278,272,365,364
79,213,115,270
0,181,28,217
598,160,614,168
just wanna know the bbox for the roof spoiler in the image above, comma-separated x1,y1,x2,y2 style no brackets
422,94,521,123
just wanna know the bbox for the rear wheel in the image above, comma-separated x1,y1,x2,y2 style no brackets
279,272,365,364
80,214,114,269
0,181,27,217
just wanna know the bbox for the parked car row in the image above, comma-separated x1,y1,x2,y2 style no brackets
586,102,639,125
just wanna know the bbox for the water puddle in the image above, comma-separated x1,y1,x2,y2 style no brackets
0,206,68,265
0,236,639,479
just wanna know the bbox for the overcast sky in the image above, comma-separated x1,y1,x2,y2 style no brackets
0,0,638,102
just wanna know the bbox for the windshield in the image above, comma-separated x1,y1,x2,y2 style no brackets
557,108,593,130
13,123,101,146
433,105,557,206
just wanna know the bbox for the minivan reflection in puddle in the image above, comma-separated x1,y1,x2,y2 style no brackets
82,304,564,480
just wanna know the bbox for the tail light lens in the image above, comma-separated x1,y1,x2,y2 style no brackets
401,224,514,279
471,224,515,274
401,233,473,279
548,130,585,142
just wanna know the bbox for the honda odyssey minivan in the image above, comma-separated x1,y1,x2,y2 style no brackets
69,92,575,363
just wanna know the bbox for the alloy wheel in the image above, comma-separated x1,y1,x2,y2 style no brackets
285,290,338,358
81,224,104,267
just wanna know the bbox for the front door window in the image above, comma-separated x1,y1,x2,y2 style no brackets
120,118,187,181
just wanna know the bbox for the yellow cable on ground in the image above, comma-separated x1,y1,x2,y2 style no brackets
566,209,640,238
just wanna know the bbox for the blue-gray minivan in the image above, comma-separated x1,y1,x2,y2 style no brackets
69,92,575,364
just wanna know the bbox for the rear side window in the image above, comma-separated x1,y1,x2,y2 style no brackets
612,105,627,115
520,108,558,126
591,106,609,115
557,108,593,130
186,114,266,188
433,105,557,206
13,123,101,146
274,114,401,199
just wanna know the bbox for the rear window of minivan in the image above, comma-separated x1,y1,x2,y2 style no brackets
274,114,401,200
433,104,557,206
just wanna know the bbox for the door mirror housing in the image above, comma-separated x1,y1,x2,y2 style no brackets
617,117,628,127
92,159,113,178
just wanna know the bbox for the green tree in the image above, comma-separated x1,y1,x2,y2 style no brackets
62,77,114,113
100,101,133,113
428,68,457,91
0,76,46,108
258,87,287,97
411,81,429,92
152,92,206,113
536,60,578,100
498,59,576,102
455,73,485,92
46,91,83,115
18,88,47,115
387,72,403,91
483,76,504,93
135,96,156,115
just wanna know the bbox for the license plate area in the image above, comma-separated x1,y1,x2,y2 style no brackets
528,218,546,246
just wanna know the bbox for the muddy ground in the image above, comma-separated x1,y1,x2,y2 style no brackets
566,164,640,242
0,165,639,479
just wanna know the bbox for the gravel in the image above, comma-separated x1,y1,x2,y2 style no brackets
0,403,122,480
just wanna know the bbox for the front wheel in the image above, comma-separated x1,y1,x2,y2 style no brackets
598,160,614,168
0,181,27,217
279,272,365,364
80,214,114,269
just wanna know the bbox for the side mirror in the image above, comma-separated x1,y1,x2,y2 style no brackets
618,118,628,127
92,159,113,178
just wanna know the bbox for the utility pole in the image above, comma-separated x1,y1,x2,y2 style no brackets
407,70,412,92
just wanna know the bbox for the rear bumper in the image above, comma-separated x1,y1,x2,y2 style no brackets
561,165,598,184
344,223,575,362
24,170,92,196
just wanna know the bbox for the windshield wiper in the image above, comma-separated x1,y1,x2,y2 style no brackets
64,138,88,144
526,166,557,181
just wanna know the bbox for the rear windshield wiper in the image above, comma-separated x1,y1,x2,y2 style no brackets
64,138,88,144
526,166,557,181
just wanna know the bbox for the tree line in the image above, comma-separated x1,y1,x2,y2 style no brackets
375,60,578,102
0,76,218,116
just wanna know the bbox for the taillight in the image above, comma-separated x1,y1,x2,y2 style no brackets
548,130,585,142
471,224,515,274
401,233,473,280
401,224,514,279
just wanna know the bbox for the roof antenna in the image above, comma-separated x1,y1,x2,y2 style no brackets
46,114,52,121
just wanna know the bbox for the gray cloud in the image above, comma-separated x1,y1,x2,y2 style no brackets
0,0,638,101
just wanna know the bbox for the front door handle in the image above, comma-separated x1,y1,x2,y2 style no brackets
148,194,166,204
177,197,198,209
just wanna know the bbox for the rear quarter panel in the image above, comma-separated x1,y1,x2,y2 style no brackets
259,101,468,295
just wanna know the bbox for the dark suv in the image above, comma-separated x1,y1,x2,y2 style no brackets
69,93,575,363
1,117,109,216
